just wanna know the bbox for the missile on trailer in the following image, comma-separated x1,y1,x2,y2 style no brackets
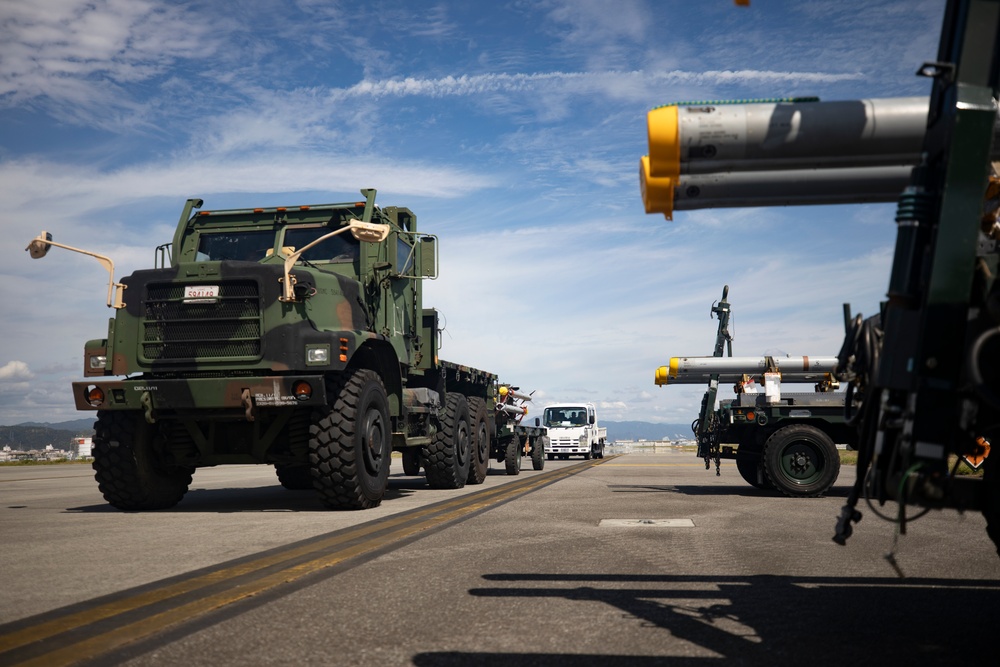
498,385,532,403
640,96,1000,218
669,355,838,375
654,368,836,386
642,159,913,212
499,403,529,416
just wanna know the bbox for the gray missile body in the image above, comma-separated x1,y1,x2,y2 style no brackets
641,96,1000,217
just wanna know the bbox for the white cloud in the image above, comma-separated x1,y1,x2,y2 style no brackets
0,361,33,382
0,155,495,224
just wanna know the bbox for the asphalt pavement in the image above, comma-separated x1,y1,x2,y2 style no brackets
3,449,999,666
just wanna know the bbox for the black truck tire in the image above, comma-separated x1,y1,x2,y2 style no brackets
309,369,392,509
92,411,193,511
762,424,840,497
401,448,421,476
735,449,774,490
275,464,312,490
505,435,522,475
424,393,471,489
531,436,545,470
467,397,490,485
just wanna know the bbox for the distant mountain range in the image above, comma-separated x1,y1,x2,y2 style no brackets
0,418,691,451
602,421,692,442
1,419,96,451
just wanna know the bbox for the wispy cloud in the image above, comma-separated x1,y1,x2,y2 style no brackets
336,69,863,102
0,154,494,222
0,0,215,127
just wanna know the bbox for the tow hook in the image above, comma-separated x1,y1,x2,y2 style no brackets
242,388,256,422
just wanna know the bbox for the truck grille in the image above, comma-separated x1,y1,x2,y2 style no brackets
141,281,262,363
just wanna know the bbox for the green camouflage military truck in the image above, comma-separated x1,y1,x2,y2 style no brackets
27,189,500,511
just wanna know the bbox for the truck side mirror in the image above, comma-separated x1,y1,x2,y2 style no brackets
589,415,595,425
419,236,438,278
535,418,540,427
27,232,52,259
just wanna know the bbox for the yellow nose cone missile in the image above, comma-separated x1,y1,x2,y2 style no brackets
646,105,680,180
639,156,675,219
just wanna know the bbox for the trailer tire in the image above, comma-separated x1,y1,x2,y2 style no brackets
92,411,193,511
275,464,312,490
505,435,522,475
401,448,421,476
735,449,773,490
467,397,490,484
531,436,545,470
309,369,391,509
762,424,840,497
424,393,471,489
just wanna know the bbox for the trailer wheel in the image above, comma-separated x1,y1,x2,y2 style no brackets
467,397,490,484
735,449,773,490
423,393,471,489
401,448,421,476
309,369,391,509
92,411,193,511
275,464,312,490
762,425,840,497
531,436,545,470
505,435,522,475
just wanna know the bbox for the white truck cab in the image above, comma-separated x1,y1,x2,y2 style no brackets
542,403,606,460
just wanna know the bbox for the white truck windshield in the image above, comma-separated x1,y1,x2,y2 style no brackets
544,408,588,427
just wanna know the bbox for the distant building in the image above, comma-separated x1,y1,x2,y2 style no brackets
74,437,93,459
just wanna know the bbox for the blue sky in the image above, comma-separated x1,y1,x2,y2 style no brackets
0,0,944,427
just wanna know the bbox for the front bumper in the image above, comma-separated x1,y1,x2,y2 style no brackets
72,375,330,414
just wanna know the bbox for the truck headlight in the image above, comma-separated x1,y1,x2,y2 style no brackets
88,355,107,370
306,345,330,365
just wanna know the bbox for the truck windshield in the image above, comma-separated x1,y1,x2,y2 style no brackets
196,230,275,262
543,408,588,427
194,226,359,263
283,226,359,263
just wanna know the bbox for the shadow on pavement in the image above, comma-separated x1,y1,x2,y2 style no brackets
411,572,1000,666
607,483,850,499
65,479,421,513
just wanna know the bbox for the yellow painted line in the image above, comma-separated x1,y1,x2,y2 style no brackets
1,458,606,666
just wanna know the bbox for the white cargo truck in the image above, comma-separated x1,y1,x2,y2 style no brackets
542,403,606,460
